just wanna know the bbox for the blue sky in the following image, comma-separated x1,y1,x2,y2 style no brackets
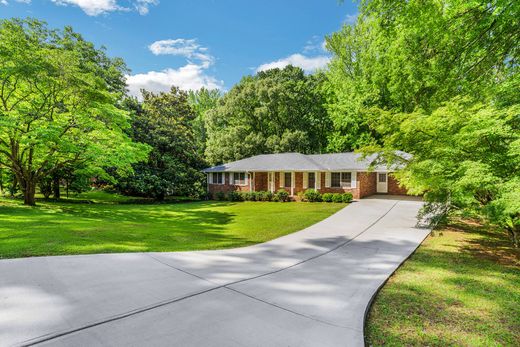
0,0,358,97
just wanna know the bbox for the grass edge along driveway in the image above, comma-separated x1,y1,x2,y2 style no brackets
0,194,344,259
366,221,520,346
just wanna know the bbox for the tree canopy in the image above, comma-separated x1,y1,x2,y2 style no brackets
325,0,520,244
204,66,331,165
117,87,206,200
0,18,148,205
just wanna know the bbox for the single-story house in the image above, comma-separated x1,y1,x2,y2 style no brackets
202,152,408,199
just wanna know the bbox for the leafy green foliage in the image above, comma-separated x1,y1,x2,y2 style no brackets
188,88,221,156
118,87,206,200
342,192,353,203
0,18,148,205
322,193,333,202
326,0,520,244
274,189,290,202
205,66,331,165
303,189,322,202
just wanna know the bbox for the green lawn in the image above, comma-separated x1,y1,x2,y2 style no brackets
0,191,344,259
366,221,520,346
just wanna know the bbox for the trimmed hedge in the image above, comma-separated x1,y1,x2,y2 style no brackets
274,189,290,202
303,189,322,202
322,193,333,202
212,190,353,203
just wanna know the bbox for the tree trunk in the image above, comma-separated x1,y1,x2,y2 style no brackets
22,178,36,206
52,175,60,199
508,227,519,248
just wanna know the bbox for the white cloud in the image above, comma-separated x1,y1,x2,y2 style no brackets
303,35,326,54
256,53,330,73
149,38,214,67
50,0,158,16
1,0,31,5
126,64,223,99
134,0,157,15
127,38,222,99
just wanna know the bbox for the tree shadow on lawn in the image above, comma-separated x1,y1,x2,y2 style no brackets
366,226,520,346
0,202,259,258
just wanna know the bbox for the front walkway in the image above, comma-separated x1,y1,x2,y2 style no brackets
1,196,430,347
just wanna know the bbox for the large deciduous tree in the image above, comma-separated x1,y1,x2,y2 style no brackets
188,88,221,157
0,18,149,205
326,0,520,244
117,87,205,200
205,66,331,165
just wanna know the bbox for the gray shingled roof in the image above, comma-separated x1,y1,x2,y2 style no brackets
202,152,403,172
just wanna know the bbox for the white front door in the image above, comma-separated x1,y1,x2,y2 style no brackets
377,172,388,193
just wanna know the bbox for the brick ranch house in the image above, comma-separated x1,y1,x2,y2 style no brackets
203,152,408,200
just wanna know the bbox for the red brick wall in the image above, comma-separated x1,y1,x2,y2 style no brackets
208,172,250,196
254,172,268,191
294,172,304,195
388,174,408,195
318,173,360,199
208,171,407,199
358,172,377,198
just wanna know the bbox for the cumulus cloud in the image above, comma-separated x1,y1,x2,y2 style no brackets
133,0,158,15
256,53,330,73
126,64,223,99
127,38,222,99
51,0,158,16
303,35,326,54
148,38,213,67
1,0,31,5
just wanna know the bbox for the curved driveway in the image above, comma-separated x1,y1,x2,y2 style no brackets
1,196,430,347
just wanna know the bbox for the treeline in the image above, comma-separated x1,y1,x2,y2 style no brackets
1,0,519,245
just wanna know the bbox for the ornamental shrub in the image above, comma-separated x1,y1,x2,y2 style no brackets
275,189,290,202
342,192,353,203
303,189,321,202
215,191,226,201
257,191,273,201
241,192,254,201
322,193,333,202
332,193,343,203
227,191,243,201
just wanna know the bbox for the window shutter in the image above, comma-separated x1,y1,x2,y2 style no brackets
208,173,213,184
230,172,235,185
316,172,321,189
303,172,308,189
325,172,331,188
280,172,284,188
351,171,357,188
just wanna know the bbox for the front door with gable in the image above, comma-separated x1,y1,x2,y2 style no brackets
377,172,388,193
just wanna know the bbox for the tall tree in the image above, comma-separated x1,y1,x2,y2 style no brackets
326,0,520,244
118,87,205,200
188,88,221,157
0,18,149,205
205,66,331,165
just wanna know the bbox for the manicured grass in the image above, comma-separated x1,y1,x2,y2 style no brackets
0,191,344,259
366,221,520,346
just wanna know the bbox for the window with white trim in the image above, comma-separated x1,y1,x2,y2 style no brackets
212,172,223,184
284,172,292,188
233,172,246,185
331,172,352,188
308,172,315,188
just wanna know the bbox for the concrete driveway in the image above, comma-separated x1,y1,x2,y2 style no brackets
1,196,430,347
